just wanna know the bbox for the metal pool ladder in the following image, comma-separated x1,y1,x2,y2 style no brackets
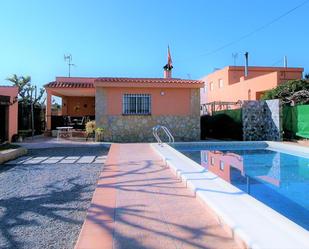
152,125,175,144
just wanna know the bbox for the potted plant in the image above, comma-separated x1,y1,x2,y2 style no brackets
95,127,104,142
85,120,96,141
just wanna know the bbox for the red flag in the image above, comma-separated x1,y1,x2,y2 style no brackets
167,46,173,67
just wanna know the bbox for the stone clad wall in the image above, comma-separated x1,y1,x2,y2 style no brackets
96,88,200,142
242,99,281,141
97,115,200,142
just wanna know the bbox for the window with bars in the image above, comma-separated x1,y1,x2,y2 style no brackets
122,94,151,115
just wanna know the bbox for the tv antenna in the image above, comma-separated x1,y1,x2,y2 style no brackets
64,54,75,77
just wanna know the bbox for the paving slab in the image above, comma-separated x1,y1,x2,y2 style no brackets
75,144,242,249
4,156,32,165
76,156,96,164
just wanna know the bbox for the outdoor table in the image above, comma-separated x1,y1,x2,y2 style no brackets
56,126,73,140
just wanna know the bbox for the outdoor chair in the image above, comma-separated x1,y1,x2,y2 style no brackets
85,116,91,124
62,116,68,126
77,116,85,126
67,116,75,126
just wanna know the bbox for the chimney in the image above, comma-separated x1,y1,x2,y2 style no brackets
163,46,173,78
244,52,249,77
164,69,172,78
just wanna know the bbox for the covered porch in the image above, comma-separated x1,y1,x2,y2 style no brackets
45,77,95,134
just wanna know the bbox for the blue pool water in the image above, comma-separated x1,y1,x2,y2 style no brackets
174,145,309,230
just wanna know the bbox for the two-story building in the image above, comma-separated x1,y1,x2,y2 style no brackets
200,66,304,106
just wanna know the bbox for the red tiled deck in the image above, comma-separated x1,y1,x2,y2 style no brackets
75,144,243,249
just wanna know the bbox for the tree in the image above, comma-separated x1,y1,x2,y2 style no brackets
261,79,309,105
6,74,30,100
6,74,46,134
305,73,309,80
6,74,45,106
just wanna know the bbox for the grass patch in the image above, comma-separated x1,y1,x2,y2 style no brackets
0,143,20,151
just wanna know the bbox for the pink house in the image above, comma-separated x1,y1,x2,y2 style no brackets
200,66,304,105
200,150,280,187
45,60,204,142
201,150,244,183
0,86,18,142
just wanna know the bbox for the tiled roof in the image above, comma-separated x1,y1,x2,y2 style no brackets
45,81,94,88
95,77,204,84
44,77,204,89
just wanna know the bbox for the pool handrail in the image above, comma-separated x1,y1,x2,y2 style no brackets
152,125,174,144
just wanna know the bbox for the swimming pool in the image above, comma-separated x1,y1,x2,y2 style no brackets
174,144,309,230
153,141,309,248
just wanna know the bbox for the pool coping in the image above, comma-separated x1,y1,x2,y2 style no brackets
151,141,309,249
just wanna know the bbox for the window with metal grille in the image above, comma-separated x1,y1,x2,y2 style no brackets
122,94,151,115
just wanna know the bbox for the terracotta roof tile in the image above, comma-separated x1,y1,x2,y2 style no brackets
44,77,204,89
45,81,94,88
0,85,18,88
95,77,204,84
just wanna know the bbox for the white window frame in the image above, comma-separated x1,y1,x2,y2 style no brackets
209,82,214,91
220,160,224,171
218,79,224,88
201,151,208,163
122,94,151,115
203,82,207,93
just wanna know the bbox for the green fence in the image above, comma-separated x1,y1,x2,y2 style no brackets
201,108,243,140
213,109,242,124
283,105,309,139
214,105,309,139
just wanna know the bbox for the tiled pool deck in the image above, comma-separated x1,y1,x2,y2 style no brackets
75,143,243,249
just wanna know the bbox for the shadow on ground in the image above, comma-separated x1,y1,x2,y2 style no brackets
0,177,91,248
0,146,107,249
83,159,239,249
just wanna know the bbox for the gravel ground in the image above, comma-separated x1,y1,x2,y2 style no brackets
0,145,109,249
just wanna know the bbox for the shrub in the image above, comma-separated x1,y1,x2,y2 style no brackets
85,120,96,134
95,127,104,142
95,127,104,133
261,79,309,105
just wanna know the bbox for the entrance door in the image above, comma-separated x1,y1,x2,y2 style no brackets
0,105,8,142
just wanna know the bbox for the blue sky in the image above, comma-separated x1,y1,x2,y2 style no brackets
0,0,308,88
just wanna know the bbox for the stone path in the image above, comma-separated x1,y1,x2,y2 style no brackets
6,155,107,165
75,144,242,249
